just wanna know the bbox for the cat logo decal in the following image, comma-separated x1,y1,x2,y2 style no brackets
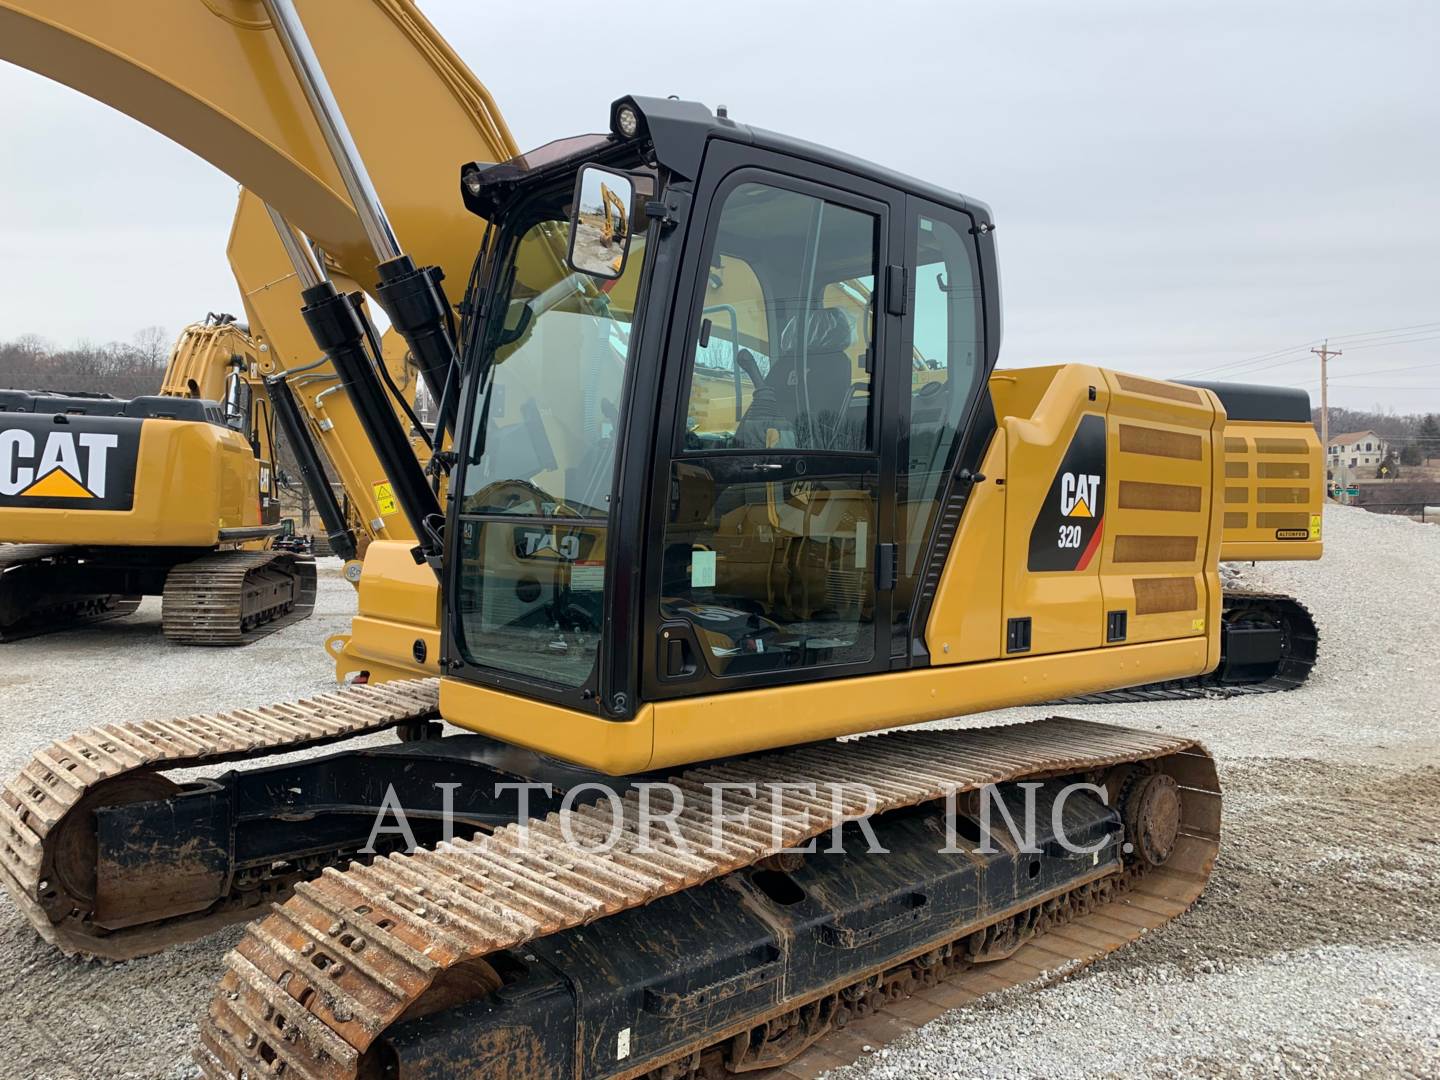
0,416,139,510
1059,472,1101,518
1029,415,1107,572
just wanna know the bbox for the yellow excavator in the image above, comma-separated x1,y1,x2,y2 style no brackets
0,312,317,643
597,179,630,274
0,3,1328,1078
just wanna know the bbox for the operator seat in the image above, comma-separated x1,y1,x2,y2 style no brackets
733,307,856,449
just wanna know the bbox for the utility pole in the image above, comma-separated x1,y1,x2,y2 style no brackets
1312,339,1342,450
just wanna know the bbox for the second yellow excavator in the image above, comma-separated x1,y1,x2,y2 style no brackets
0,314,316,643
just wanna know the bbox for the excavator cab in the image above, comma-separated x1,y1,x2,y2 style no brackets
442,97,1000,767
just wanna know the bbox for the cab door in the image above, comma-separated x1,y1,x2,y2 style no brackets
643,145,904,699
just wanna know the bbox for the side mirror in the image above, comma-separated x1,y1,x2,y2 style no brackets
568,165,634,280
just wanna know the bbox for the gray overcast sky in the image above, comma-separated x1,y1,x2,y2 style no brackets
1,0,1436,412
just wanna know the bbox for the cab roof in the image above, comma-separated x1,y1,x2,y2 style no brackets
622,95,993,227
461,95,993,229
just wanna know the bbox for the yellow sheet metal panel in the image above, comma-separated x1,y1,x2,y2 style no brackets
330,615,438,683
929,364,1226,670
440,635,1209,775
326,542,443,680
1000,365,1110,656
355,540,439,625
0,417,254,547
441,678,656,776
986,365,1057,427
924,432,1007,664
1217,419,1323,561
1099,368,1222,650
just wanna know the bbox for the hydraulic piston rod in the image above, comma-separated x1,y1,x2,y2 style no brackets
265,202,325,292
265,374,358,562
265,207,444,561
261,0,401,266
262,0,466,440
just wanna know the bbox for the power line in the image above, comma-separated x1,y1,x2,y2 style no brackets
1194,330,1440,379
1218,352,1329,377
1339,332,1440,354
1179,340,1319,379
1323,320,1440,343
1178,320,1440,381
1313,384,1440,392
1329,359,1440,381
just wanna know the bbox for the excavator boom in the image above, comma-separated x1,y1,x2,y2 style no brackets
1,0,520,675
0,0,513,301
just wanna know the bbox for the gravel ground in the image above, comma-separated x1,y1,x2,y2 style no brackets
1,507,1438,1079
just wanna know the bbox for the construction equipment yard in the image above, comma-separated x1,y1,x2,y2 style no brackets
1,503,1433,1080
1,4,1436,1075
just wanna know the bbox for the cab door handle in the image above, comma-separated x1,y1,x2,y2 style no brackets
885,265,907,316
659,622,700,681
874,543,897,591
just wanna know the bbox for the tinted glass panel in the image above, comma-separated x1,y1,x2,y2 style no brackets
664,179,884,682
661,462,877,676
895,211,983,625
681,183,878,453
456,215,647,687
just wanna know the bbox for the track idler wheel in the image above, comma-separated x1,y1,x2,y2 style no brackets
1122,772,1182,866
43,773,181,921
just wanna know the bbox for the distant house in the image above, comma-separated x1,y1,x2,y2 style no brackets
1328,430,1388,472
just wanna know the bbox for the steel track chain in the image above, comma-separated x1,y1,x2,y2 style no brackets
0,544,142,641
0,678,441,960
197,718,1220,1080
162,550,319,645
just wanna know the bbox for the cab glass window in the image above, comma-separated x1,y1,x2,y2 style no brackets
895,210,983,623
681,183,877,453
455,213,647,688
662,180,882,680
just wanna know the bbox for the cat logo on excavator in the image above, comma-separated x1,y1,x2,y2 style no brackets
0,416,139,510
1059,472,1100,518
1028,414,1108,572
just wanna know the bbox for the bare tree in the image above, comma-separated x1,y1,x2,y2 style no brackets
0,332,170,398
132,325,170,367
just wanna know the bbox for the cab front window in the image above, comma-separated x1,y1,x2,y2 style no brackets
455,203,647,689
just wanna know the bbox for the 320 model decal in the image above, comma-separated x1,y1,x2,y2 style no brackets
1028,413,1107,572
0,414,141,511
